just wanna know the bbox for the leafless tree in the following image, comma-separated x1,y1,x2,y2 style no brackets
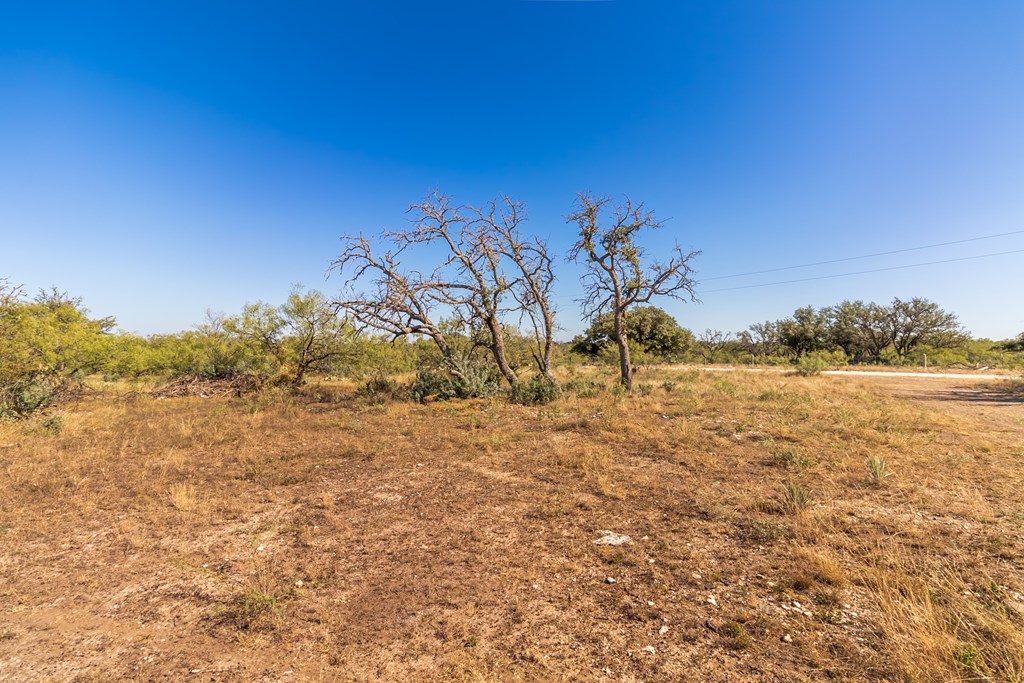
0,278,23,307
331,192,557,385
331,234,456,364
697,329,732,363
567,192,699,390
471,198,557,381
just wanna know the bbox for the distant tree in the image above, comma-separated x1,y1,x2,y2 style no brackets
778,306,831,356
696,329,733,363
226,287,351,386
738,321,781,359
1002,332,1024,352
567,193,698,390
885,297,968,359
572,306,694,360
828,300,892,363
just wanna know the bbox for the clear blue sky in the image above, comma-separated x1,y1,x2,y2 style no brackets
2,1,1023,339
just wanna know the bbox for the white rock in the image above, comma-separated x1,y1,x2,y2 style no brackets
659,625,669,635
706,595,718,606
295,579,304,588
641,645,656,655
606,577,617,584
594,531,633,546
782,634,793,643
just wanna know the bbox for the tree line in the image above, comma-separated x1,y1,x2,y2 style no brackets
3,191,1022,417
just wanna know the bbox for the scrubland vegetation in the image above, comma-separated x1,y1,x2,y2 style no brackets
2,194,1023,681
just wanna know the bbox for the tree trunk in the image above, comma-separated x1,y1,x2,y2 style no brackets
613,309,633,391
486,316,519,386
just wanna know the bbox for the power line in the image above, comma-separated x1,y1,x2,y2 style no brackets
700,248,1024,294
702,229,1024,281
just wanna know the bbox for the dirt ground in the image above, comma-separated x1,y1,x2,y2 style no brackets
1,371,1022,682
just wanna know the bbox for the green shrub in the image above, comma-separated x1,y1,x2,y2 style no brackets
634,383,655,396
0,377,58,419
509,374,560,406
409,362,501,402
795,350,844,376
39,413,63,434
563,377,605,398
355,375,400,404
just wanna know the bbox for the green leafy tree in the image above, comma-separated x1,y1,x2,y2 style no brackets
828,300,892,363
571,306,694,360
226,286,352,385
778,306,831,357
886,297,968,360
0,286,115,416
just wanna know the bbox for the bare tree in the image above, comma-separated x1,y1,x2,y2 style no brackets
472,199,557,381
739,321,780,360
567,192,699,390
697,329,732,364
331,233,456,364
331,192,558,385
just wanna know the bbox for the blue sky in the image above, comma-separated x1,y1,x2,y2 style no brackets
2,1,1022,339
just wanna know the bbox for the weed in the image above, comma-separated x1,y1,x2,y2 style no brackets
634,383,655,396
867,456,888,485
168,482,199,513
781,480,813,513
39,413,63,434
661,380,677,393
722,620,752,650
770,448,814,471
231,589,284,630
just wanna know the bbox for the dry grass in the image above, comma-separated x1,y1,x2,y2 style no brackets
1,369,1022,681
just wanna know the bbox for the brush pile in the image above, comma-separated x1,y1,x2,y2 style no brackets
151,375,259,399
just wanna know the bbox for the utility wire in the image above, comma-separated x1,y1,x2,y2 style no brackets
702,229,1024,281
700,248,1024,294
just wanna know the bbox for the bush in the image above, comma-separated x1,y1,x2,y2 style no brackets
409,362,501,403
355,375,400,404
508,374,560,405
634,383,655,396
0,377,58,419
795,350,846,376
563,377,605,398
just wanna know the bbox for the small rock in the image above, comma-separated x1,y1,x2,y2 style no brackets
646,600,655,607
641,645,656,655
792,601,802,608
706,595,718,606
782,634,793,643
659,625,669,635
256,545,265,552
295,579,304,588
594,531,633,546
606,577,617,584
